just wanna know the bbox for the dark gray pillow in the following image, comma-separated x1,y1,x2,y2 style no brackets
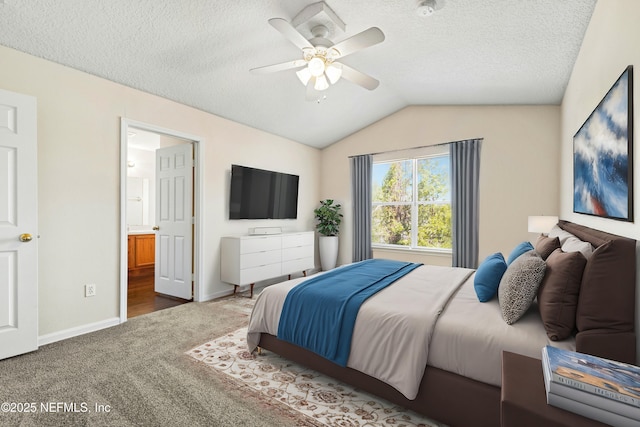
538,248,586,341
498,251,547,325
535,235,561,260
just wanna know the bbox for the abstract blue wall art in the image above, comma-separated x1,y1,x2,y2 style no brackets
574,66,634,221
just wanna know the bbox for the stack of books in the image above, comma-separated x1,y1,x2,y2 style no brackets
541,345,640,427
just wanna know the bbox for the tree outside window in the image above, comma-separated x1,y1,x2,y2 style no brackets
372,155,451,250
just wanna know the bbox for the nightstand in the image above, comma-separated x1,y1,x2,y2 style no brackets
501,351,609,427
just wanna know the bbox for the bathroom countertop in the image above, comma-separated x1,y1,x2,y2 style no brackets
128,230,156,235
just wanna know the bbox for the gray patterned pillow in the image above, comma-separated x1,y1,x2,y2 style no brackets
498,251,546,324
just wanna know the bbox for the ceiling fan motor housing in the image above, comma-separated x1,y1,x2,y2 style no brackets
309,24,333,47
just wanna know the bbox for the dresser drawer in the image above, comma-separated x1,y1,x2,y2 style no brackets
240,236,281,254
282,232,313,249
282,245,313,262
240,250,281,269
282,257,314,275
240,263,282,285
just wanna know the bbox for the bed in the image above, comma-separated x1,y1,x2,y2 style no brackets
246,221,637,427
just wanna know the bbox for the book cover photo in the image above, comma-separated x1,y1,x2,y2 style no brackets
543,345,640,407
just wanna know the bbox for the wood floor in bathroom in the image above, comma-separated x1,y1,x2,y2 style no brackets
127,268,190,318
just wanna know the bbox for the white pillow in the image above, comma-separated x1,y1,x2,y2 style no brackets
548,225,575,245
561,236,594,259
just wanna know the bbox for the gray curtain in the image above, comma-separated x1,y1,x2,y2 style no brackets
450,139,482,268
350,154,372,262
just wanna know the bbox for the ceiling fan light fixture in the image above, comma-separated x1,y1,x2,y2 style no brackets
308,57,326,77
314,74,329,91
325,62,342,84
296,67,312,85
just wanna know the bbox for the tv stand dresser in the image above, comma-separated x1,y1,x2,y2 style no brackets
220,231,314,298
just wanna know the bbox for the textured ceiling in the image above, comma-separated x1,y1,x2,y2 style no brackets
0,0,597,148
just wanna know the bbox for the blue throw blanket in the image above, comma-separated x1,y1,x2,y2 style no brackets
277,259,422,366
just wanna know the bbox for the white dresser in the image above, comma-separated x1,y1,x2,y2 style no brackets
220,231,314,297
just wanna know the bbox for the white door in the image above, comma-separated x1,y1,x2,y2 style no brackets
0,89,38,360
154,143,193,300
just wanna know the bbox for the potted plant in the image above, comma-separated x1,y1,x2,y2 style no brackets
314,199,343,270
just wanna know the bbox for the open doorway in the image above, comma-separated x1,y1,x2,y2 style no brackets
119,119,204,322
126,128,191,317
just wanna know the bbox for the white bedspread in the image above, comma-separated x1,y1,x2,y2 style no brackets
427,276,576,386
247,264,474,400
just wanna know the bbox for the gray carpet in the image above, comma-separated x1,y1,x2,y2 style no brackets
0,295,311,426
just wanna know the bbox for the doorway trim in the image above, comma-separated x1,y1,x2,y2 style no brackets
119,118,205,323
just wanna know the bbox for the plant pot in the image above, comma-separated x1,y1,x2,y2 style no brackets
319,235,339,271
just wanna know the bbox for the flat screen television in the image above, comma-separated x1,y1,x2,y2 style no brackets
229,164,299,220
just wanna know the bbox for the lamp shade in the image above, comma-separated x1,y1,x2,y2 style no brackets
296,67,312,86
308,57,325,77
314,74,329,91
528,216,558,234
325,63,342,84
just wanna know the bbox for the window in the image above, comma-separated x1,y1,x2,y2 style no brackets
372,153,451,251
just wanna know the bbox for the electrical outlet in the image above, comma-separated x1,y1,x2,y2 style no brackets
85,284,96,297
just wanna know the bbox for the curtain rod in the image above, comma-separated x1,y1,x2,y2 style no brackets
347,137,483,158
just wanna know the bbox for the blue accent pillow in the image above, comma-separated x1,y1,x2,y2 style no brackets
507,241,534,265
474,253,508,302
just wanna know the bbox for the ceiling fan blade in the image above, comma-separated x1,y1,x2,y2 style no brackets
250,59,307,74
331,27,385,59
268,18,313,50
340,64,380,90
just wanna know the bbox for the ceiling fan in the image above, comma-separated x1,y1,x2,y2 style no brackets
250,17,385,100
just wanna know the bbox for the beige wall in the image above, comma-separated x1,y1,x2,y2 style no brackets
560,0,640,238
0,45,321,337
320,105,561,266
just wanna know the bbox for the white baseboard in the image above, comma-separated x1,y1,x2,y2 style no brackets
199,288,236,302
200,271,320,302
38,317,121,346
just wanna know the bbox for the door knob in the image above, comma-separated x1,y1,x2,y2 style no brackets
19,233,33,242
152,226,159,231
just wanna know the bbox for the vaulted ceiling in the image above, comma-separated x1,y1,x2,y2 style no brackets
0,0,597,148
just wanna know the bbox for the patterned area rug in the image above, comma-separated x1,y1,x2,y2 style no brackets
187,327,445,427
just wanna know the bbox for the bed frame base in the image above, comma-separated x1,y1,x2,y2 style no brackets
258,333,501,427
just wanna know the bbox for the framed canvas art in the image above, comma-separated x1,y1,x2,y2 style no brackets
574,66,634,221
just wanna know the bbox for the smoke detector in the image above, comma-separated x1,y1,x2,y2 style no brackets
416,0,445,17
